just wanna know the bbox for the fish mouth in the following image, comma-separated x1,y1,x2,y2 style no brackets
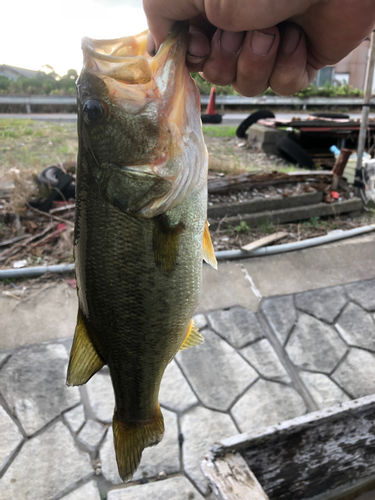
81,22,188,85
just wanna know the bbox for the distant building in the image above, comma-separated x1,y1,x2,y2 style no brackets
0,64,48,80
314,37,374,93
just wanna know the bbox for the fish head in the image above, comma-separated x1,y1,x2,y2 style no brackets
77,22,207,217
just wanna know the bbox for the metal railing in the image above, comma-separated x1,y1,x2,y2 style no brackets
0,94,374,113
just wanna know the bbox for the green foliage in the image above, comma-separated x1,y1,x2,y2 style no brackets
261,220,274,234
235,221,250,233
191,73,238,96
0,68,77,95
263,81,363,99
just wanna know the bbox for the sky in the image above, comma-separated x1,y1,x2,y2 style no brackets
1,0,148,77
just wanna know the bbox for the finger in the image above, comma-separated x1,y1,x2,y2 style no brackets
186,26,211,72
232,26,279,96
201,29,245,86
269,24,317,96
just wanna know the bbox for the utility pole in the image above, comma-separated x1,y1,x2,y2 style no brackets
355,31,375,190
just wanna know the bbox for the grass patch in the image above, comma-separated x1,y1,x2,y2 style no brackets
202,125,237,137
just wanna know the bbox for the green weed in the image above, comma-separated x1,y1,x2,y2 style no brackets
235,221,251,233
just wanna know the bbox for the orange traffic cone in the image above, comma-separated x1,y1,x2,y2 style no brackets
206,87,216,115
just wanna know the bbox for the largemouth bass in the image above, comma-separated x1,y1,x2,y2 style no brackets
67,22,217,482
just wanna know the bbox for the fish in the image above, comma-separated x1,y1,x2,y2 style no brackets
66,22,217,482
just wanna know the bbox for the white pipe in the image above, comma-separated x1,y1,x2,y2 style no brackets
215,223,375,261
0,224,374,279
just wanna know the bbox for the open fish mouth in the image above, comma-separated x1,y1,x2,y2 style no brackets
81,23,185,86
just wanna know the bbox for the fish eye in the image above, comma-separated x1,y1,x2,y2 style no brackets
82,99,104,123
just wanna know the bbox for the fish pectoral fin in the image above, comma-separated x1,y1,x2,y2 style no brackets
105,169,171,215
113,406,164,482
66,310,105,386
153,215,184,272
179,319,204,351
203,220,218,270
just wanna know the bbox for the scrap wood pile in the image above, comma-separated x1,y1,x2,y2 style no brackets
0,165,365,270
0,164,76,270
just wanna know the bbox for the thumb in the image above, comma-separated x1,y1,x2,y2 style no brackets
143,0,202,52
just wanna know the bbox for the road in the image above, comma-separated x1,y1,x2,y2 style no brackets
0,111,364,125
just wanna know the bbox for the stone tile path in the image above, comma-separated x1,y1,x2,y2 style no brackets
0,278,374,499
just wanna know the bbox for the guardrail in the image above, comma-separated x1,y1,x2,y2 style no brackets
0,94,374,112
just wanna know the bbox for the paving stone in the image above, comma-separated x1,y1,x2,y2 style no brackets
61,480,101,500
335,303,375,351
207,306,263,348
78,419,107,452
176,329,258,411
0,405,23,473
241,338,290,383
180,405,238,495
286,313,347,374
231,379,306,433
295,286,347,323
100,409,179,484
193,313,207,330
345,279,375,311
0,352,10,366
261,295,296,345
86,371,115,424
63,404,86,433
0,343,80,435
0,420,93,500
332,348,375,398
299,372,350,410
159,360,198,412
107,476,205,500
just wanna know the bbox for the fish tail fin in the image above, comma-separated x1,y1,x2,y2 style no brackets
113,405,164,482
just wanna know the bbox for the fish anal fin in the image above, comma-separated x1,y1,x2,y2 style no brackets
179,319,204,351
203,220,217,270
153,215,184,272
66,310,105,386
113,406,164,482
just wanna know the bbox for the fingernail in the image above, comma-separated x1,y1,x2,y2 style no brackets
220,30,245,55
147,31,156,56
187,29,210,59
251,30,275,56
282,26,301,54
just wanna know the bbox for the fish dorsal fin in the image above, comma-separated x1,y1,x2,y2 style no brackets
179,319,204,351
153,215,184,272
203,220,218,270
66,310,105,386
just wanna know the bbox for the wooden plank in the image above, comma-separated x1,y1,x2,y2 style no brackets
241,232,288,252
207,192,323,219
202,453,269,500
209,198,362,231
210,395,375,500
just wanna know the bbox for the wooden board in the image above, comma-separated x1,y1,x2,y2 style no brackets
209,395,375,500
241,232,288,252
202,453,269,500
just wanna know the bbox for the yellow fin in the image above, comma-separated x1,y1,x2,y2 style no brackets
179,319,204,351
203,221,218,270
113,406,164,482
66,310,105,386
153,215,184,272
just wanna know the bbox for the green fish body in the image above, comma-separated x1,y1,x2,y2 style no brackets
67,23,217,481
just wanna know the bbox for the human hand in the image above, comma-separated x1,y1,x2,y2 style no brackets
143,0,375,96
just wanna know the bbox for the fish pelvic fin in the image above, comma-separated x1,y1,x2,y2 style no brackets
179,319,204,351
66,310,105,386
153,215,184,272
203,221,217,270
113,406,164,482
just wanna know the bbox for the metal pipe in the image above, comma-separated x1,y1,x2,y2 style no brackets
215,224,375,261
0,263,75,279
1,225,375,279
356,31,375,183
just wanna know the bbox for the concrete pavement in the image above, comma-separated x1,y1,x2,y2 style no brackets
0,232,375,499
